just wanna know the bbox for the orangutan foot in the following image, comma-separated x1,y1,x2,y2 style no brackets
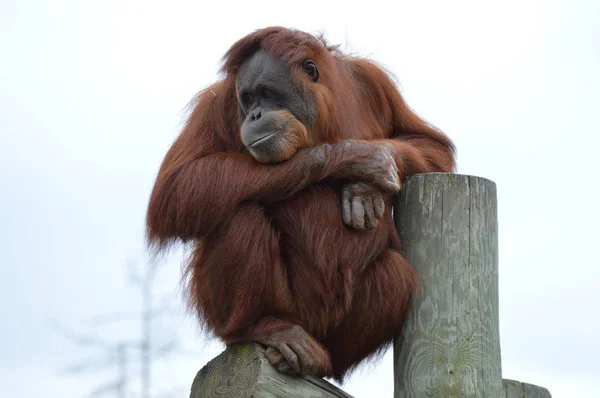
264,324,332,377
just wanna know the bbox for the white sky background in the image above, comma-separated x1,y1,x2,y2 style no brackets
1,0,599,396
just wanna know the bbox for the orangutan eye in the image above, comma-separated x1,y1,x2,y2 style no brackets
241,92,253,106
303,60,320,82
262,88,274,100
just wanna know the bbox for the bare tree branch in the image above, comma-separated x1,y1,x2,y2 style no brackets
54,256,187,397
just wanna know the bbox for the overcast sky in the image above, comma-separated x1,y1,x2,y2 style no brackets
1,0,599,397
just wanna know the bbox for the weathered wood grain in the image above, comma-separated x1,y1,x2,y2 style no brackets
503,379,552,398
393,173,503,397
190,343,354,398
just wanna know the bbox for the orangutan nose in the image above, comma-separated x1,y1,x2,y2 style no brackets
249,106,262,121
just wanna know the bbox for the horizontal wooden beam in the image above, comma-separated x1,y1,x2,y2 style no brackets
503,379,552,398
190,343,354,398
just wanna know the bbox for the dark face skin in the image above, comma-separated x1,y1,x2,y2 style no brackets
236,50,319,162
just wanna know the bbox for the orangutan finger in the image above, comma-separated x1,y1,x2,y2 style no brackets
364,197,377,229
351,197,365,230
342,191,352,227
374,194,385,219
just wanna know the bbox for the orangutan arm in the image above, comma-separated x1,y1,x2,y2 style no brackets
146,139,399,246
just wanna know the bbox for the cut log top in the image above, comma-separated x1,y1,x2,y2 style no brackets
190,343,354,398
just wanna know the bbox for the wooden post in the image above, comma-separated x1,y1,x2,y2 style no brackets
393,173,503,397
190,343,354,398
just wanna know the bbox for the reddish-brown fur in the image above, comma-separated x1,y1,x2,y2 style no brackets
146,27,455,382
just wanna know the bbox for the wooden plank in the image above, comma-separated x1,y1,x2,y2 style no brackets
190,343,354,398
503,379,552,398
393,173,503,397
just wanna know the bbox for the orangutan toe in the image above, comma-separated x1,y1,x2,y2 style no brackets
266,341,330,377
266,346,285,366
